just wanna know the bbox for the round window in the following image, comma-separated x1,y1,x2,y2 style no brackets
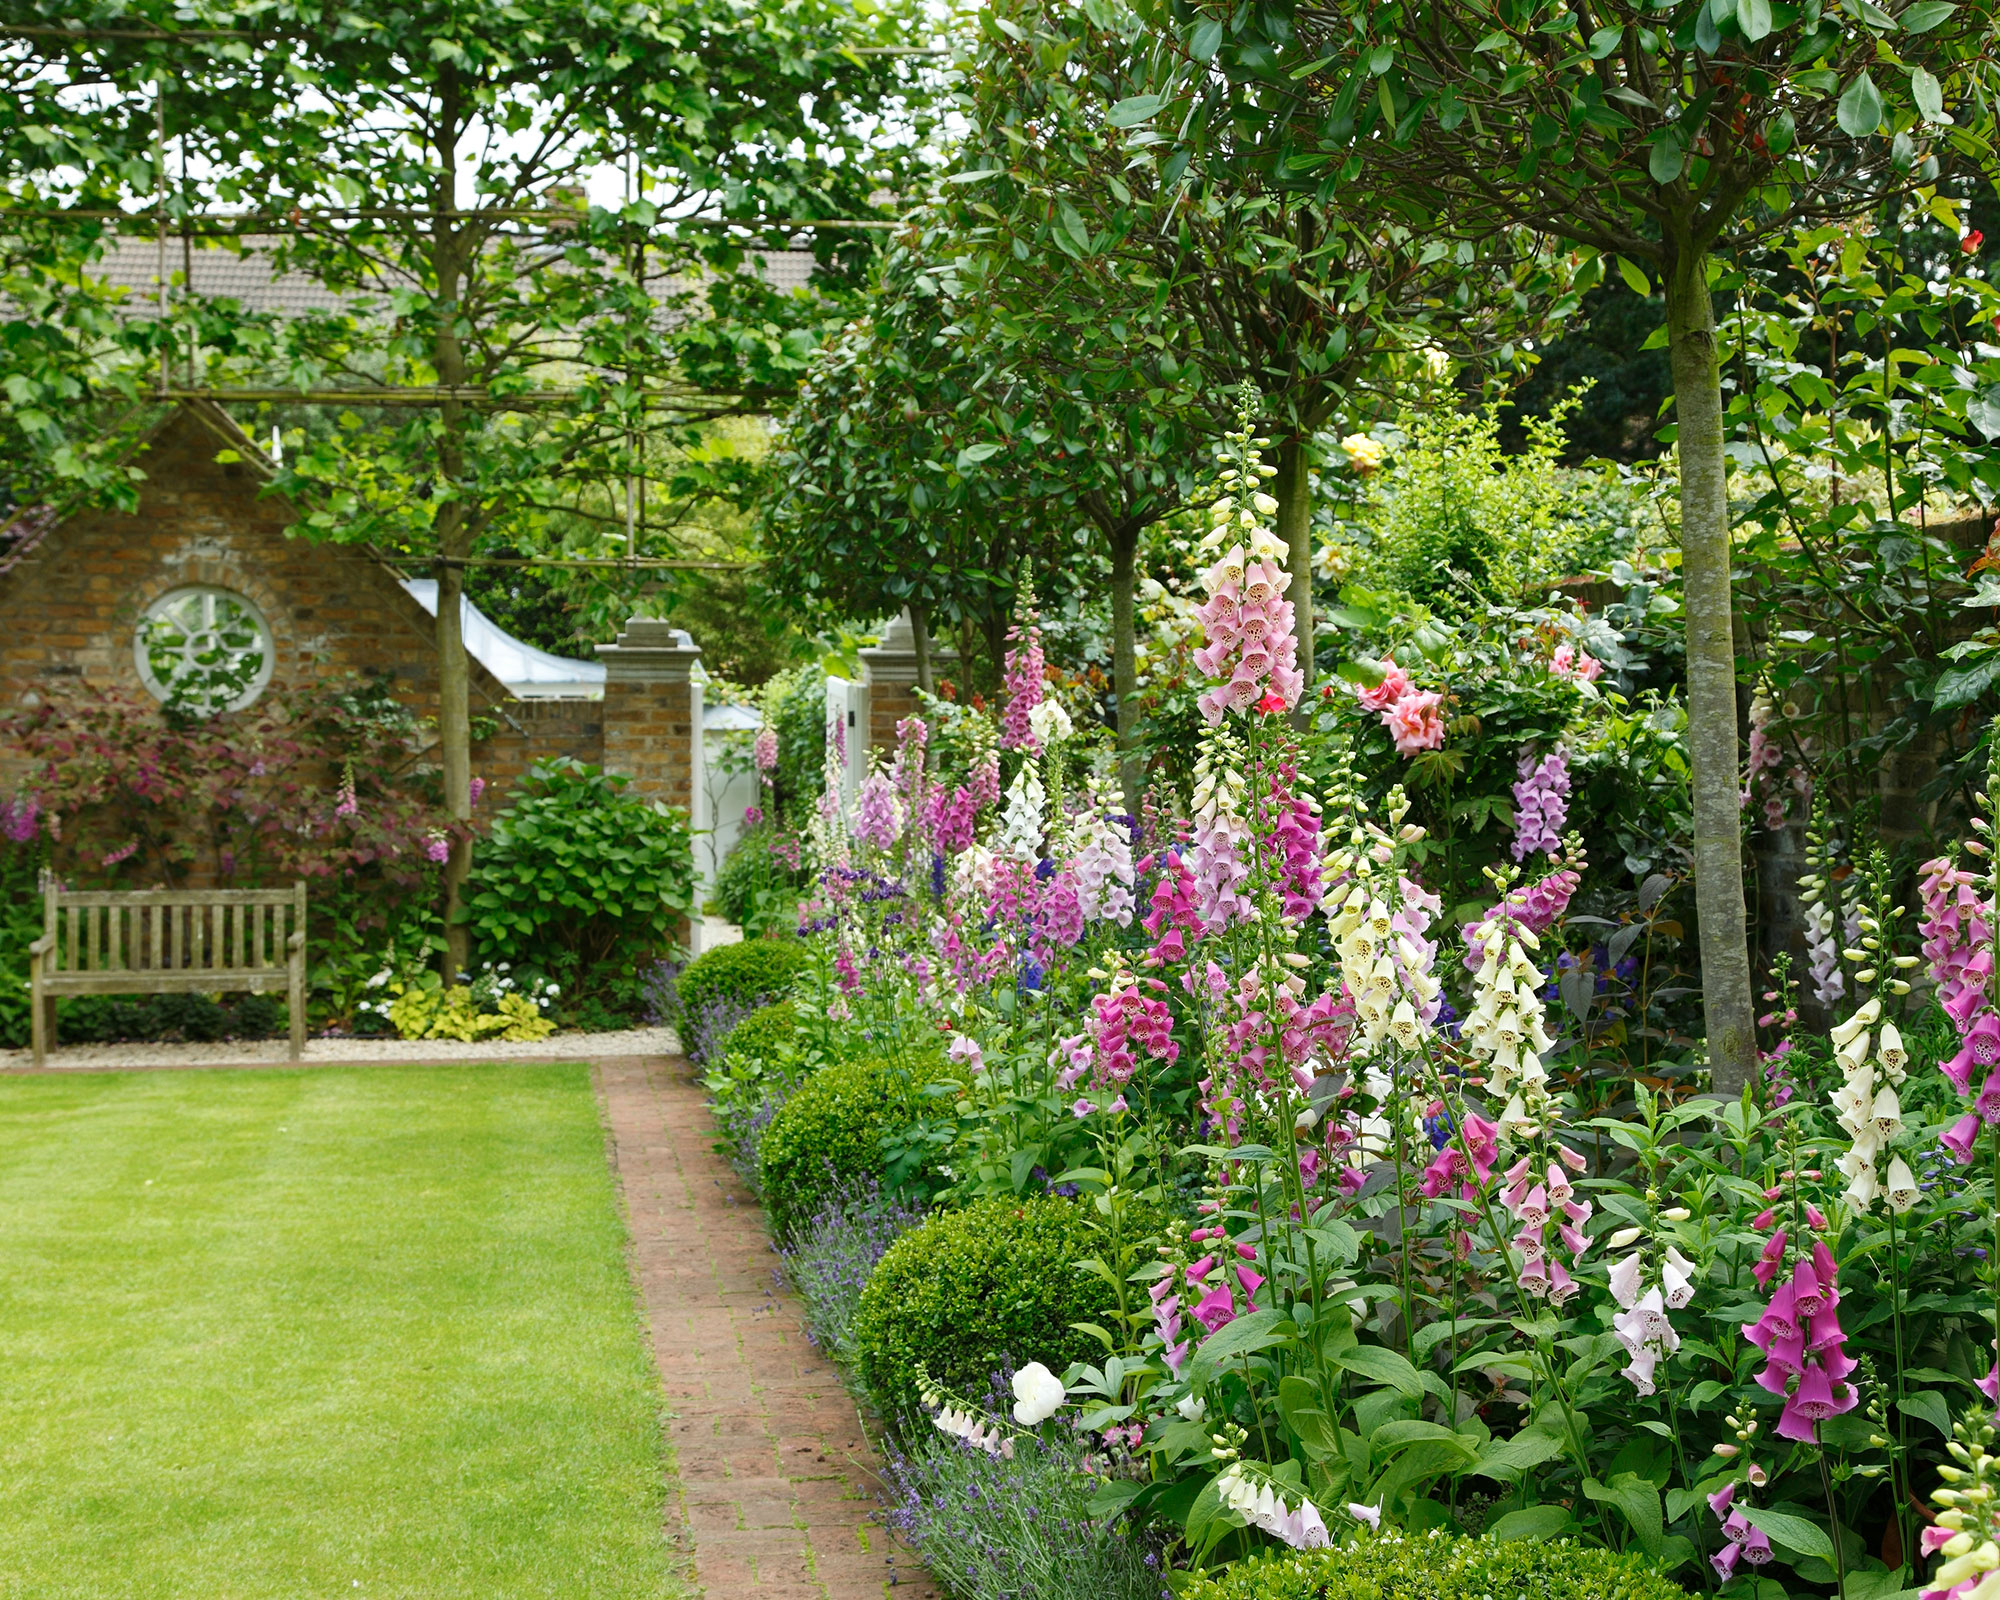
134,587,275,714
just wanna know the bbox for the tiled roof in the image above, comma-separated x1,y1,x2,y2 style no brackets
92,236,819,316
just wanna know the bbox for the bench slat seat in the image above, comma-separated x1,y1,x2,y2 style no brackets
28,875,306,1066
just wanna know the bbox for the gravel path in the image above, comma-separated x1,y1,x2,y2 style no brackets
0,1026,683,1073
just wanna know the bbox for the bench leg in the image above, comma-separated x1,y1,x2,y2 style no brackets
30,971,46,1070
288,959,305,1063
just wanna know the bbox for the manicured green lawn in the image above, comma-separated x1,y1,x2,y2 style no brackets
0,1065,684,1600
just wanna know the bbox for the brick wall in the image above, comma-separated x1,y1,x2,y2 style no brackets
0,403,610,806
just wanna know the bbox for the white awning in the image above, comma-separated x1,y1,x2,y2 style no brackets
401,579,607,699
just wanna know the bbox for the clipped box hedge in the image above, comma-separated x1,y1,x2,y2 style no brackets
1179,1530,1686,1600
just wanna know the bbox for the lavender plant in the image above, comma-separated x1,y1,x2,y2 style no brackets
886,1413,1164,1600
780,1176,925,1357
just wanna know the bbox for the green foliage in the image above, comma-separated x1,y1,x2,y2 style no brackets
464,759,694,991
56,992,287,1047
0,839,42,1050
765,664,832,823
1179,1532,1685,1600
373,966,558,1044
1727,219,2000,817
851,1196,1127,1426
712,824,807,938
1350,398,1639,608
722,1000,799,1067
676,937,807,1023
756,1054,921,1244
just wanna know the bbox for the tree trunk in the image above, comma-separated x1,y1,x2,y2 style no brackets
1109,521,1141,814
910,602,934,697
435,527,472,978
431,67,474,979
1664,246,1756,1097
1274,432,1315,701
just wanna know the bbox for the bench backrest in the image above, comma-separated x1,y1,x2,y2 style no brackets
38,874,306,978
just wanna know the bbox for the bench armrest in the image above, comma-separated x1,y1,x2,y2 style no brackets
288,929,307,953
28,934,54,958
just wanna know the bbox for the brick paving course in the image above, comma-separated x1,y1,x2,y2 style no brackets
599,1056,936,1600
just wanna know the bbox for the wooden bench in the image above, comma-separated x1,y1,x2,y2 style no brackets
28,877,307,1067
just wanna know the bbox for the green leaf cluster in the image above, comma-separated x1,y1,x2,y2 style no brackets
464,758,693,984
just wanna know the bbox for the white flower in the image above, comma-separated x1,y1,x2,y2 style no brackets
1609,1251,1645,1310
1607,1226,1645,1250
1878,1021,1908,1074
366,970,390,988
1027,699,1074,746
997,765,1046,863
1176,1393,1207,1423
1844,1160,1881,1210
1884,1156,1920,1214
948,1033,985,1075
1830,997,1880,1049
1661,1247,1696,1309
1010,1362,1066,1426
1868,1087,1904,1142
1347,1501,1383,1530
546,984,559,997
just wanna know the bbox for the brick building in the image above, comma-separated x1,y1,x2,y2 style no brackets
0,401,700,817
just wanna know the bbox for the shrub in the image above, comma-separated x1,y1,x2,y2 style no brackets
0,827,43,1049
677,937,807,1020
59,991,286,1046
360,962,558,1043
885,1424,1164,1600
721,999,799,1065
756,1055,919,1244
464,758,693,996
1178,1531,1686,1600
852,1196,1130,1426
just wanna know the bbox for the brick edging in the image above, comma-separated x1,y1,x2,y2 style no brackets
596,1056,936,1600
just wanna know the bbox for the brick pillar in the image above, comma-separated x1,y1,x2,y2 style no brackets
597,618,702,813
858,611,956,754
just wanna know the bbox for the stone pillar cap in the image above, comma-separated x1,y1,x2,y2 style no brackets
859,609,957,686
597,616,703,682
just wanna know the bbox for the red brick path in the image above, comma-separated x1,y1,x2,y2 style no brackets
598,1057,937,1600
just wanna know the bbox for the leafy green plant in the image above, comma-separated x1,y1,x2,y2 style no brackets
464,759,694,994
712,824,808,939
756,1054,923,1244
0,835,43,1050
851,1196,1131,1429
1178,1531,1684,1600
676,937,807,1023
1349,395,1630,608
363,962,558,1044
